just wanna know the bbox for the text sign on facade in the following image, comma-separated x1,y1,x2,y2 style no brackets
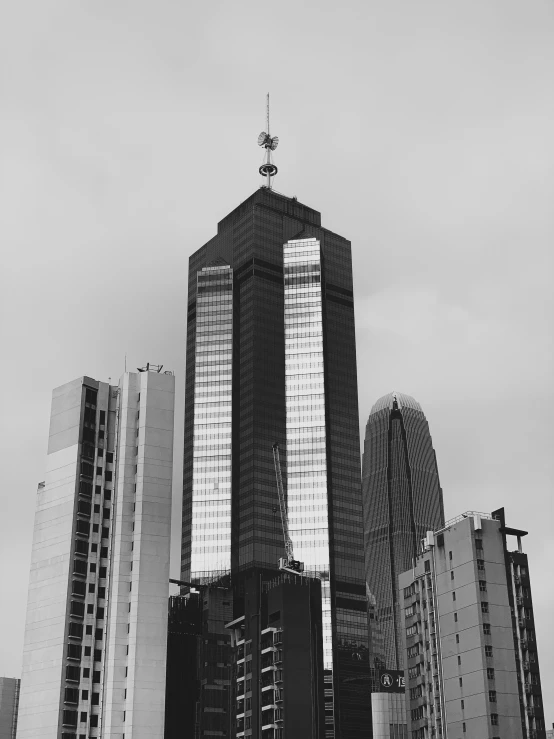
378,670,405,693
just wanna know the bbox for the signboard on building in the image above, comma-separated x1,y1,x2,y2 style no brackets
377,669,405,693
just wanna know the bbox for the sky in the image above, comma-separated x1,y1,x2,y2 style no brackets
1,0,553,722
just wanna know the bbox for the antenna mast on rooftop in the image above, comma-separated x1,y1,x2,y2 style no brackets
258,93,279,189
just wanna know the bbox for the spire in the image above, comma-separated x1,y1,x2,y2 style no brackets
257,93,279,189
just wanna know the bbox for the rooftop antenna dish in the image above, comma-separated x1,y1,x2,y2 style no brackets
258,93,279,189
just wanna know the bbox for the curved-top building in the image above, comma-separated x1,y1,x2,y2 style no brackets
362,391,444,670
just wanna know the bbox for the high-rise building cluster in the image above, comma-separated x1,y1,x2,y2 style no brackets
10,176,547,739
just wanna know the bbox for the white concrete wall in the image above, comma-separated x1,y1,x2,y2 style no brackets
103,370,174,739
17,379,84,739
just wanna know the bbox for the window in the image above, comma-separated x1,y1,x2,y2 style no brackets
462,723,466,733
457,656,461,666
83,668,90,678
456,634,459,644
70,601,85,618
84,647,91,657
76,520,90,537
481,602,489,614
489,690,497,703
90,543,97,553
64,688,79,705
104,490,111,501
449,551,452,560
477,559,485,570
81,690,88,700
105,471,113,482
459,677,463,687
95,628,103,641
94,649,102,662
475,538,483,551
93,524,99,533
66,665,80,682
454,613,458,623
89,563,96,573
452,592,456,601
103,508,110,520
102,527,109,539
483,622,491,635
87,605,94,615
106,452,114,463
88,584,95,593
62,710,78,727
99,567,107,578
90,715,98,728
93,503,100,514
91,693,100,706
485,645,493,658
86,626,93,635
479,580,487,592
461,700,464,709
99,411,106,424
101,547,108,558
95,486,101,495
80,712,87,723
98,587,106,599
72,580,86,597
96,607,104,620
451,571,454,580
491,713,498,726
93,670,101,683
424,560,430,573
96,467,102,476
487,668,495,680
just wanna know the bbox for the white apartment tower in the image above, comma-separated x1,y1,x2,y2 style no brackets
17,368,175,739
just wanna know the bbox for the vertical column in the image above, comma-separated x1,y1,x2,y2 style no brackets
283,237,334,734
190,266,233,582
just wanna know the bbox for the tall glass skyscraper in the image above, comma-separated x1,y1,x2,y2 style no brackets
182,188,370,738
362,392,445,671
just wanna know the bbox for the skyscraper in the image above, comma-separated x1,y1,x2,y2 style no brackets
0,677,20,739
362,392,444,673
182,187,369,738
17,368,174,739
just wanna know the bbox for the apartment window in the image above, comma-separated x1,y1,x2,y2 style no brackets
88,584,95,594
95,486,101,495
80,712,87,723
454,613,458,623
96,607,104,620
452,592,456,601
94,504,100,513
90,715,98,728
449,551,452,560
451,571,454,580
457,656,461,666
479,580,487,592
459,677,463,687
98,587,106,599
66,665,80,682
101,546,108,558
485,645,493,658
84,647,91,657
92,524,99,533
99,567,107,578
93,670,101,683
99,411,106,424
91,693,100,706
94,649,102,662
106,452,114,463
102,527,109,538
86,626,93,636
461,700,464,709
424,560,430,573
462,723,466,733
456,634,460,644
491,714,498,726
105,471,113,482
89,563,96,574
477,559,485,570
97,448,103,458
96,467,102,476
82,668,90,678
70,601,85,618
87,605,94,615
475,538,483,551
481,602,489,614
487,668,495,680
483,622,491,635
488,690,497,703
103,508,110,520
72,580,86,597
81,690,88,700
95,628,103,641
104,490,111,501
90,544,97,553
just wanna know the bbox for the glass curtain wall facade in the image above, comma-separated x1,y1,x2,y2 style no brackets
284,238,332,672
362,392,444,672
182,188,370,739
190,265,233,581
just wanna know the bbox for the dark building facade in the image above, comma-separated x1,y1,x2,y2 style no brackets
362,392,444,672
182,188,370,738
226,572,325,739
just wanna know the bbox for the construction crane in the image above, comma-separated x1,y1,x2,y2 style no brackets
272,443,304,575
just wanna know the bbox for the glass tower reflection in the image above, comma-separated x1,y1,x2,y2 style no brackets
284,237,332,671
190,265,233,581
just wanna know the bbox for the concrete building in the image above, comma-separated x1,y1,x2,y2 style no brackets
399,509,546,739
0,678,20,739
17,367,175,739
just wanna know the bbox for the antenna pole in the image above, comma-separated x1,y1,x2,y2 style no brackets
257,94,278,189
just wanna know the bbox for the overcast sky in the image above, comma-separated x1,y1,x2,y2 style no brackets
1,0,552,721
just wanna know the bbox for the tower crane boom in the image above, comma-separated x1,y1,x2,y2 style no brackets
272,443,304,574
